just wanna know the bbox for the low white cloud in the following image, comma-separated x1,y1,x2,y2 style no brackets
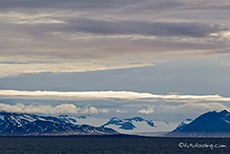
0,103,24,113
116,110,126,114
0,103,109,115
0,103,81,114
53,104,80,114
99,109,110,113
158,102,229,113
89,107,99,114
1,90,230,102
138,107,154,114
80,106,109,114
81,107,99,114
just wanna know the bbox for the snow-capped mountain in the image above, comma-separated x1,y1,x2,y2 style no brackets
59,115,179,136
4,110,230,137
59,115,77,123
101,117,156,130
168,110,230,137
0,112,118,136
101,117,178,136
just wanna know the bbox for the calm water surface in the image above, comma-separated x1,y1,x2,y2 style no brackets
0,135,229,154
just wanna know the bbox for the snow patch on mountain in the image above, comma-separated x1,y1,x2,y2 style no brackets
176,118,193,129
59,114,108,127
0,115,4,121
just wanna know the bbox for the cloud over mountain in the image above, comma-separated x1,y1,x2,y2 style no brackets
0,103,109,115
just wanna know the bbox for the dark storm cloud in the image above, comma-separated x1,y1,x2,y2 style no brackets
0,0,181,11
4,17,224,38
0,0,118,9
67,18,224,38
1,0,228,39
0,0,229,14
0,0,229,61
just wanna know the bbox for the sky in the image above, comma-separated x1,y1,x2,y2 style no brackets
0,0,230,122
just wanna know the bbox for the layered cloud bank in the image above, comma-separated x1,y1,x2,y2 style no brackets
158,102,228,113
0,90,229,117
0,101,227,116
0,90,230,102
0,0,229,78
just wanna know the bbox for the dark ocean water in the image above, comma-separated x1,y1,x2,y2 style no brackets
0,135,229,154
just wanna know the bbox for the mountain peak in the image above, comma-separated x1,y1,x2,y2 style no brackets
59,115,69,118
125,117,144,122
219,109,229,115
168,110,230,137
110,117,120,121
78,115,91,119
102,116,155,130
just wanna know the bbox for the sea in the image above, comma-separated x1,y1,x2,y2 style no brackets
0,135,229,154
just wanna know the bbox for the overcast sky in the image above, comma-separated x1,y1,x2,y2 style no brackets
0,0,230,122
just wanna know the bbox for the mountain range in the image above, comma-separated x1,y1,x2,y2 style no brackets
1,110,230,137
59,115,179,136
58,110,230,137
0,112,117,136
